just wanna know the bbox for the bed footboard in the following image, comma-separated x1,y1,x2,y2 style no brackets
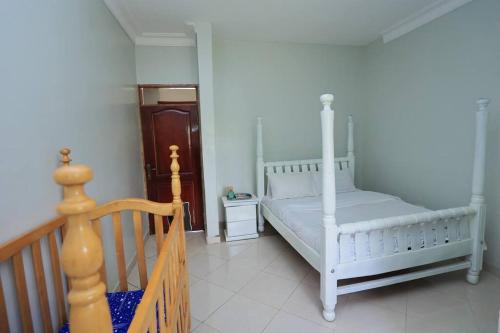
336,207,476,279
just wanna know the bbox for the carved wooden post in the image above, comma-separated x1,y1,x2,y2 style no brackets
256,117,265,232
320,94,338,321
170,145,182,209
170,145,191,330
467,98,490,284
53,156,112,333
60,148,72,166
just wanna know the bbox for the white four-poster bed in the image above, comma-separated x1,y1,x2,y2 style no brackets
256,94,490,321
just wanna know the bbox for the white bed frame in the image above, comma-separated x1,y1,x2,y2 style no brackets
256,94,491,321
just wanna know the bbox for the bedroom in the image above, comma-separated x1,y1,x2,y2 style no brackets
0,0,499,332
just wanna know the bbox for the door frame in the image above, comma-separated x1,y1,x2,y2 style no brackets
137,84,205,232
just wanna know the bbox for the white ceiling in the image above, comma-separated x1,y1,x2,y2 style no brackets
106,0,472,46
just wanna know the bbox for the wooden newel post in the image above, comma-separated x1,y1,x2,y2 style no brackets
53,154,112,333
170,145,182,208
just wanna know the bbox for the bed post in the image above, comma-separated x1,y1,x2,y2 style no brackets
53,151,113,333
320,94,338,321
347,115,355,181
256,117,265,232
467,98,490,284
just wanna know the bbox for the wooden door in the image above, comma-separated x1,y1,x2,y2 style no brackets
140,102,204,232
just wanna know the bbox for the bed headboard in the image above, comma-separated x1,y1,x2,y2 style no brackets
256,114,355,199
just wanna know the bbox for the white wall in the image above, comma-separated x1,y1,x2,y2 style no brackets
213,40,364,217
0,1,143,331
135,46,198,84
362,0,500,268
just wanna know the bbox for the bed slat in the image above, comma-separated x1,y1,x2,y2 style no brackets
0,276,9,333
112,212,128,291
12,252,34,333
48,231,67,327
92,218,107,288
154,214,164,256
133,211,148,289
31,240,53,333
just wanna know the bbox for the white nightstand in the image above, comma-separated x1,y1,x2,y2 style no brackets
222,195,259,241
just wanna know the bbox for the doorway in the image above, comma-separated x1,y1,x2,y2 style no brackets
138,84,204,232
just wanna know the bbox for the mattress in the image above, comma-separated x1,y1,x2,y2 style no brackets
261,190,429,254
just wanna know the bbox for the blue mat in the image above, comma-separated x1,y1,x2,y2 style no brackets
59,290,144,333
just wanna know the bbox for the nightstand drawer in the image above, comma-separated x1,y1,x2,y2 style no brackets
227,219,257,237
226,205,256,222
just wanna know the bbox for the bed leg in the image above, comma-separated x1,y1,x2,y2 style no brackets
321,272,337,322
466,270,480,285
322,306,336,322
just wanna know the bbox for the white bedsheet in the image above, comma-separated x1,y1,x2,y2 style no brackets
261,190,429,253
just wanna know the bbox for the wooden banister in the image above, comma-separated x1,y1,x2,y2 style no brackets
53,157,112,332
170,145,182,208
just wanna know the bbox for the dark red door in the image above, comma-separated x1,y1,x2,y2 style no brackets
140,103,204,232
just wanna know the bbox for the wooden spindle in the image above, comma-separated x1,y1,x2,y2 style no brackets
158,289,167,333
133,211,147,289
170,145,182,208
154,214,164,256
31,240,53,333
12,252,33,333
112,212,127,291
48,231,67,326
0,276,10,333
53,161,112,333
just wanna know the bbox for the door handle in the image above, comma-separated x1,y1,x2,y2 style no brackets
145,163,157,180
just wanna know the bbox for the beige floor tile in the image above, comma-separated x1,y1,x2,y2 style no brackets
127,282,140,291
204,242,250,260
263,251,310,282
193,323,222,333
205,295,277,333
191,317,201,330
407,286,468,318
239,271,300,308
127,257,155,287
190,280,234,321
189,274,201,287
406,302,480,333
263,311,333,333
335,301,406,333
231,243,282,270
347,284,408,314
205,261,260,292
188,253,227,278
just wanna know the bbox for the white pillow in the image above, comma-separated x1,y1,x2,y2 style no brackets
312,168,355,194
267,172,316,200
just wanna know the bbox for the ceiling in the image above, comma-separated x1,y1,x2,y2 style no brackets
105,0,472,46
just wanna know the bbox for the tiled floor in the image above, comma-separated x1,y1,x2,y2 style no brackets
127,232,500,333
